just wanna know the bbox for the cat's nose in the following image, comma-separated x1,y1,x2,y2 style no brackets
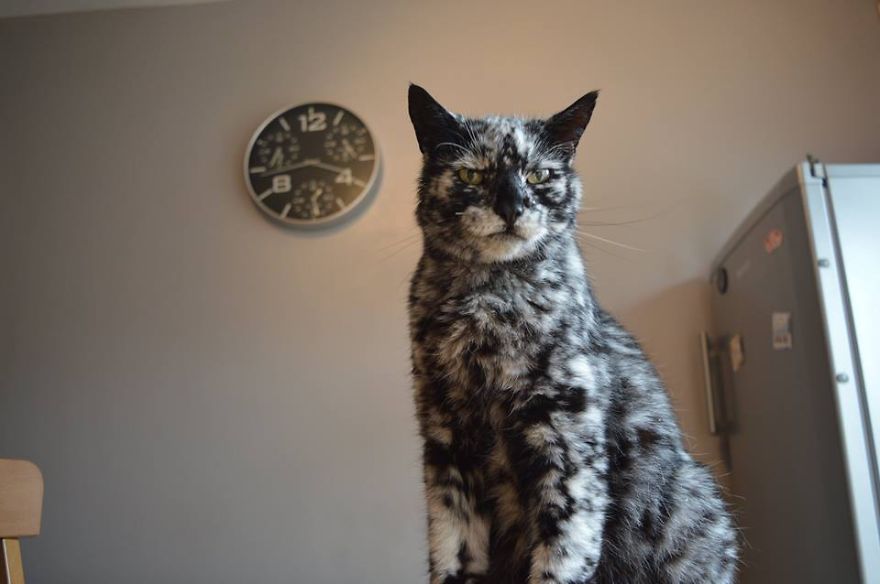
494,175,525,227
495,196,524,227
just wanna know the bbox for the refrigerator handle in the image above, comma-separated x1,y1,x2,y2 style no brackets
700,331,720,435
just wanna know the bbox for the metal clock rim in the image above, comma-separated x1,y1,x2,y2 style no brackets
242,101,382,229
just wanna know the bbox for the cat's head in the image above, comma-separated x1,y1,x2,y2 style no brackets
408,84,597,264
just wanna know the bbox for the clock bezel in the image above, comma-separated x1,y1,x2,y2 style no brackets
243,102,381,229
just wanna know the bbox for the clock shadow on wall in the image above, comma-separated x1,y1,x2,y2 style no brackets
243,102,382,234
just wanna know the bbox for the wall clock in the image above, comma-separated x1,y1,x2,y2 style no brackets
243,103,380,228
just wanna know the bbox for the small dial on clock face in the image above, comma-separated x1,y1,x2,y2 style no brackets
244,103,379,227
290,179,337,220
324,122,369,163
255,129,301,170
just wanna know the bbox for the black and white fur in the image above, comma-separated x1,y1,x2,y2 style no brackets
407,85,737,584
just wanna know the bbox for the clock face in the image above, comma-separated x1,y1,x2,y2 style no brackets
244,103,380,227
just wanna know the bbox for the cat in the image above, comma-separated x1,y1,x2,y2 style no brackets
406,84,738,584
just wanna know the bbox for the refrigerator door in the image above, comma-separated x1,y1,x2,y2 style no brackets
710,175,860,583
824,165,880,480
802,163,880,583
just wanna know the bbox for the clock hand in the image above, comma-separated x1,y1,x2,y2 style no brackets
342,139,358,160
311,188,323,217
310,161,367,187
258,158,320,177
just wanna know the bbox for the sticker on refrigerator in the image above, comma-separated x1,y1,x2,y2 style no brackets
772,312,793,350
729,334,745,372
764,228,784,254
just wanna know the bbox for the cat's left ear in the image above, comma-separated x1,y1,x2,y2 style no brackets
543,90,599,154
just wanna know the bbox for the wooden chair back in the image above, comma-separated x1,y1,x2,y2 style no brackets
0,460,43,584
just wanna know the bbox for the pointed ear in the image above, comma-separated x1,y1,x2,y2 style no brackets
408,84,462,155
543,90,599,154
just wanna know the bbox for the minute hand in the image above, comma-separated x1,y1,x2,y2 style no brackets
311,161,366,187
258,158,321,177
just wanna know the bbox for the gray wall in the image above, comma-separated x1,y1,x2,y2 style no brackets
1,1,879,582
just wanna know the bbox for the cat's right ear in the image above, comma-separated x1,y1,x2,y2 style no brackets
408,84,462,155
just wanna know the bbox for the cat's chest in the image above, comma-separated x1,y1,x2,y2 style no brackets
422,284,567,390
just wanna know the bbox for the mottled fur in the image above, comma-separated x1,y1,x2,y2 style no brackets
407,85,737,584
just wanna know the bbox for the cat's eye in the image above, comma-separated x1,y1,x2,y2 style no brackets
458,168,483,186
526,169,551,185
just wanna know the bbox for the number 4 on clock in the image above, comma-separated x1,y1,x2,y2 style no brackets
335,168,353,186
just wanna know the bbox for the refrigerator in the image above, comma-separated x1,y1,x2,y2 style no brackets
705,160,880,583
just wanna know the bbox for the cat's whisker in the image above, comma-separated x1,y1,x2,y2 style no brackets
463,121,479,147
435,141,469,155
579,207,677,227
580,195,695,222
575,230,646,252
541,141,576,159
579,202,637,210
578,239,633,263
376,231,421,253
378,240,420,262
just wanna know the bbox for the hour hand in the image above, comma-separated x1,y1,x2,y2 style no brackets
310,188,323,216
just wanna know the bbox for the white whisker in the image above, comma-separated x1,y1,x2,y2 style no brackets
575,230,646,252
435,141,469,155
376,232,421,253
378,240,420,262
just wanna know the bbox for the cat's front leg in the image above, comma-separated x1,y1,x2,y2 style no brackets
419,412,490,583
508,395,609,584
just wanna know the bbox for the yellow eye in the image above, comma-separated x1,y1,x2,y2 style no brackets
458,168,483,185
526,169,551,185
